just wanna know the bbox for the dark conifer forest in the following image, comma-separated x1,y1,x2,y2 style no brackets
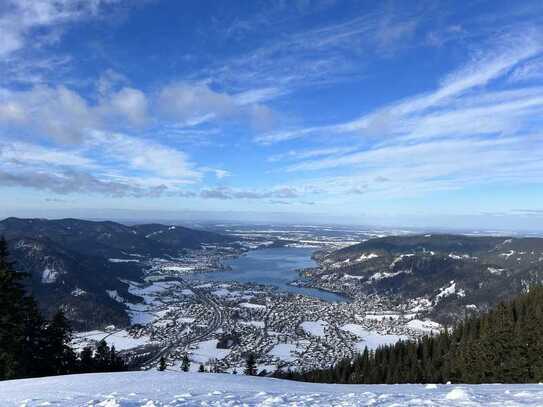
276,286,543,384
0,237,126,380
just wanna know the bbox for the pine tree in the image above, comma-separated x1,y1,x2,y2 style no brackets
158,356,167,371
198,363,205,372
0,236,47,379
45,310,76,376
244,353,257,376
0,236,127,379
181,354,190,372
275,286,543,385
95,340,111,371
109,345,125,372
79,346,95,372
0,236,25,378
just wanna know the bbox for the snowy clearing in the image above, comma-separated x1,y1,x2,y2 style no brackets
356,253,379,261
73,330,152,351
191,340,231,363
1,371,543,406
239,302,266,309
269,343,298,362
108,258,140,263
407,319,442,333
161,266,195,272
340,324,408,350
300,320,327,337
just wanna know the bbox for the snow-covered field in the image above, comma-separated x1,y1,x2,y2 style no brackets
2,371,543,406
72,330,153,352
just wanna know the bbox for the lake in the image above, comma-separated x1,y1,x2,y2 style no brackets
187,247,346,303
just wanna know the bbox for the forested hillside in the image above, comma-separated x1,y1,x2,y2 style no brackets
0,238,126,380
280,285,543,384
305,234,543,324
0,217,232,329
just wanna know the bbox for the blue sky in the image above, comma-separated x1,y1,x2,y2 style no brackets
1,0,543,229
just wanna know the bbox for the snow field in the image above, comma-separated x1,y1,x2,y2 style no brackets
2,371,543,406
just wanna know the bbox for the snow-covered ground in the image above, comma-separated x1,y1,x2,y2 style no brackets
340,324,407,351
2,371,543,406
72,330,153,352
300,320,327,337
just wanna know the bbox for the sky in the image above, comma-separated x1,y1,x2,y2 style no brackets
1,0,543,230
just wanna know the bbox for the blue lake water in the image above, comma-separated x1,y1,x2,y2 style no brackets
187,247,346,303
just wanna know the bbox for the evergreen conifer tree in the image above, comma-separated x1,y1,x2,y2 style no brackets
158,356,166,371
79,346,95,372
244,353,257,376
0,237,47,379
45,310,76,376
0,236,127,379
275,286,543,385
181,354,190,372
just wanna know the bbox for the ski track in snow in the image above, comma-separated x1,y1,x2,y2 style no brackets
2,371,543,406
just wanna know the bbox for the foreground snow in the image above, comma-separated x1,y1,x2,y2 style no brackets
2,371,543,406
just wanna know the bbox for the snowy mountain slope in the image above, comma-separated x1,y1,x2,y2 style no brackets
2,371,543,406
308,234,543,324
0,217,233,328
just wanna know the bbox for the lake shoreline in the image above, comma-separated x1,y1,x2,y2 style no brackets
186,246,347,303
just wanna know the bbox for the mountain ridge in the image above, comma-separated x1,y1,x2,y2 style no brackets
305,234,543,324
0,217,233,329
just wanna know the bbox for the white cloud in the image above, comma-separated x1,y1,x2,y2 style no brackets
89,131,201,182
157,82,274,130
0,131,203,197
267,146,359,162
213,169,231,179
0,139,174,197
509,57,543,82
256,30,543,144
0,0,118,57
0,84,150,143
199,186,301,200
0,141,93,168
106,87,148,126
263,30,543,201
0,85,98,143
200,168,231,179
234,87,284,104
158,83,234,123
282,135,543,201
0,167,168,197
0,101,26,123
203,4,423,97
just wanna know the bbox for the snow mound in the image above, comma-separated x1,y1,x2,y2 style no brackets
446,387,470,400
2,372,543,406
